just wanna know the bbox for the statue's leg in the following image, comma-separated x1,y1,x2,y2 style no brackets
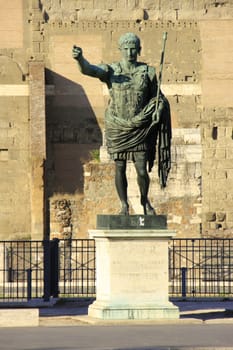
115,160,129,215
134,152,155,215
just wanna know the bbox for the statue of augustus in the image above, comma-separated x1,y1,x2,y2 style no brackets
72,33,171,215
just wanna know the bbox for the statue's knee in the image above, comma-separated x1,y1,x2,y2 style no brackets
116,162,126,174
137,168,148,178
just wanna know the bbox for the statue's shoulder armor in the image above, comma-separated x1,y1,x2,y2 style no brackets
109,62,122,74
135,62,156,80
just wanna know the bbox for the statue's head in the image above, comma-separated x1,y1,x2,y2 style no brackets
118,32,141,54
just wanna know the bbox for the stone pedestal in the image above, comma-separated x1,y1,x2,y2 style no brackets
88,215,179,320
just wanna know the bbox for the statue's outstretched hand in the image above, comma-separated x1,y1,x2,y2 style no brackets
72,45,83,61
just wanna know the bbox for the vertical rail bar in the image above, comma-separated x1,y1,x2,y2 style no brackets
43,239,51,302
198,239,202,296
229,239,231,294
27,268,32,301
81,240,84,295
191,239,195,296
181,267,187,298
50,238,59,298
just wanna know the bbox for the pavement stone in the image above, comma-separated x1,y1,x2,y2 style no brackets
38,298,233,326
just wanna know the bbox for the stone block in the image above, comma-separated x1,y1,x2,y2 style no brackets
116,0,127,8
0,309,39,327
214,148,226,159
216,212,226,222
190,216,201,224
32,21,41,30
215,170,227,180
31,0,40,9
227,212,233,222
142,0,159,9
206,212,216,222
126,0,138,10
183,130,201,144
216,191,227,201
227,169,233,179
32,31,44,42
226,148,233,159
32,42,40,53
76,0,94,9
0,149,8,161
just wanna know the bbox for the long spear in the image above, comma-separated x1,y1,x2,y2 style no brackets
153,31,168,121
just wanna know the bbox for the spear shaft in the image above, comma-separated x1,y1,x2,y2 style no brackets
154,32,168,120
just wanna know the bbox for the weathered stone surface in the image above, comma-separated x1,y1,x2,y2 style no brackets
206,212,216,222
0,309,39,327
88,229,179,319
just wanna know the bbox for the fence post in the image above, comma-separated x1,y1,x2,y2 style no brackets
43,240,51,302
50,238,59,298
8,267,13,283
181,267,187,298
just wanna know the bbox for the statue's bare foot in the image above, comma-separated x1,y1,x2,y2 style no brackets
143,202,155,215
119,203,129,215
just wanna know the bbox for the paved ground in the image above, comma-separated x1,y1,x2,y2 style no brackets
1,300,233,349
1,323,233,349
38,298,233,326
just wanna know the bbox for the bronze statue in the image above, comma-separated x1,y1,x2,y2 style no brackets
72,33,171,215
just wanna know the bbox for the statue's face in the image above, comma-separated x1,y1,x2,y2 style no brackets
120,43,138,63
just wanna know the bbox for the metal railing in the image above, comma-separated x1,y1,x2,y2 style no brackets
58,239,95,297
0,239,95,301
169,238,233,297
0,238,233,301
0,240,44,301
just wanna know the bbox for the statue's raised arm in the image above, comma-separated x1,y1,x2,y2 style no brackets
72,45,108,82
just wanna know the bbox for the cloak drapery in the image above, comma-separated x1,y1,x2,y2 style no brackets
105,96,172,188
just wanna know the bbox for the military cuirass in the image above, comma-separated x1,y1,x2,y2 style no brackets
107,63,151,119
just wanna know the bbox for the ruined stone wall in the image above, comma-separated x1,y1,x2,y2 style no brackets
0,0,233,239
40,0,233,21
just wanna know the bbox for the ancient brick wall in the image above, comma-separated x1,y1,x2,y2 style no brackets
0,1,46,240
199,20,233,236
0,0,233,239
0,1,31,240
40,0,233,21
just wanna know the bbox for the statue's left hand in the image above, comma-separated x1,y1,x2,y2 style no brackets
152,102,163,123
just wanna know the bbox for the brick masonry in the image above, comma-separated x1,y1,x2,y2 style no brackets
0,0,233,238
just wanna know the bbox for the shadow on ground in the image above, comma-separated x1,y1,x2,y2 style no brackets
181,310,233,320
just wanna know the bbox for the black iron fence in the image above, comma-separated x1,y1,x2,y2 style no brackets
0,239,95,301
169,238,233,297
0,238,233,301
0,240,44,301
